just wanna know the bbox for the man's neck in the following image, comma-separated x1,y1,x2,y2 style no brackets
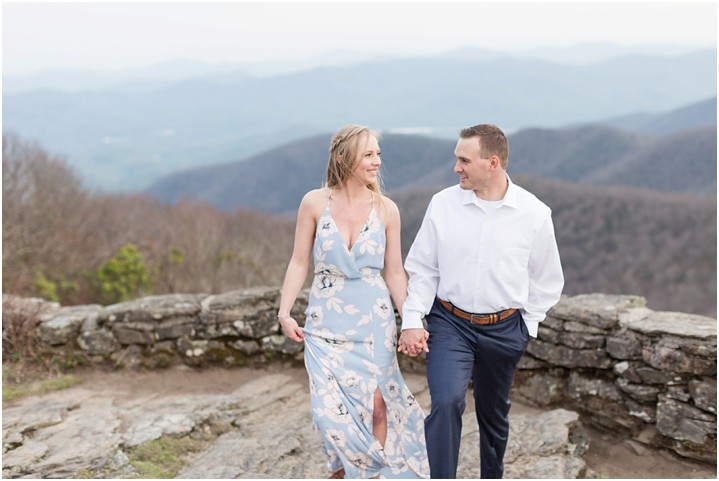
473,175,509,201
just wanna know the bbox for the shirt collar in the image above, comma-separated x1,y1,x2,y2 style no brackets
461,174,519,209
503,174,519,208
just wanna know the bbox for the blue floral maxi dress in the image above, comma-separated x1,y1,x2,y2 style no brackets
302,194,430,479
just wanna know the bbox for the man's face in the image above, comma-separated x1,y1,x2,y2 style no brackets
453,136,492,191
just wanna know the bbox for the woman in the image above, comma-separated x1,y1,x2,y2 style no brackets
277,125,429,479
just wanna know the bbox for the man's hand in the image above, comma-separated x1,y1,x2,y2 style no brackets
398,328,429,357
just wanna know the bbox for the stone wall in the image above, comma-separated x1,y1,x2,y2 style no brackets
512,293,716,463
5,289,716,463
12,288,308,370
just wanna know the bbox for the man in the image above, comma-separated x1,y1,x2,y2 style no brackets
398,124,564,479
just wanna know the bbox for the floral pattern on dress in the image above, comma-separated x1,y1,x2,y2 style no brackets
312,263,345,298
302,200,429,479
307,305,324,325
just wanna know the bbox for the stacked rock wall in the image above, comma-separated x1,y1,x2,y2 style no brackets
16,288,308,370
513,294,716,463
5,289,716,463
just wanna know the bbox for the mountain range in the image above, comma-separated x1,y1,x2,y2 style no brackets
143,87,717,317
600,96,717,134
141,103,717,317
3,48,715,191
146,106,717,214
4,43,706,94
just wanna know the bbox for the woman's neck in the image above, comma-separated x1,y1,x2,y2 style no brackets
334,180,372,204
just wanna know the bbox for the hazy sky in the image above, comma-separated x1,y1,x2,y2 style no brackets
3,1,717,77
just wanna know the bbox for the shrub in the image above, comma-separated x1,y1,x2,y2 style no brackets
33,269,59,302
96,244,153,304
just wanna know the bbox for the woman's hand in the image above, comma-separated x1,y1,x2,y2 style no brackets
398,328,429,357
279,316,305,342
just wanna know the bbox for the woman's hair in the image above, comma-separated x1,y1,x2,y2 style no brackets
326,124,383,194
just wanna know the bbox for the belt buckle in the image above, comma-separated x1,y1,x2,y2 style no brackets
469,313,484,325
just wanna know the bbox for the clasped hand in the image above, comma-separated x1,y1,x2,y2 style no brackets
397,328,429,357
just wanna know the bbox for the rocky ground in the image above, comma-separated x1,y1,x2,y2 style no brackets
2,365,715,479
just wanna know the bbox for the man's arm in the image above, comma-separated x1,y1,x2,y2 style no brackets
402,198,441,328
523,213,564,337
399,199,440,355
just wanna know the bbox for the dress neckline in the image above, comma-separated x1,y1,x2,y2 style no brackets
326,189,375,251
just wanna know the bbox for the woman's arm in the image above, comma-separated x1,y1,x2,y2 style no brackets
381,197,408,319
277,190,319,342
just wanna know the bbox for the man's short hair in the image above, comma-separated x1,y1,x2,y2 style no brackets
460,124,509,168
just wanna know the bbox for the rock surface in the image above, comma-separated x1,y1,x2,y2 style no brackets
2,368,587,479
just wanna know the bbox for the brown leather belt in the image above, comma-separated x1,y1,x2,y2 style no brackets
438,299,517,325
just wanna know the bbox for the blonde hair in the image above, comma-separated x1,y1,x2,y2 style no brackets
326,124,383,194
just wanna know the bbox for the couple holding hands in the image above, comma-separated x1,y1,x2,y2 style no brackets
277,123,564,479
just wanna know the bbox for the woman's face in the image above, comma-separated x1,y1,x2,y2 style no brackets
351,134,381,186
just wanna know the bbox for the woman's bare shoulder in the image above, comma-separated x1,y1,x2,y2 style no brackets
376,193,400,226
302,187,331,203
378,194,399,210
300,187,331,216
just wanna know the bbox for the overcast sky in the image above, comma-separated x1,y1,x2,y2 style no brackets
2,1,717,77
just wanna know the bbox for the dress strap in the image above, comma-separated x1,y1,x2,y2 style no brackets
326,188,333,210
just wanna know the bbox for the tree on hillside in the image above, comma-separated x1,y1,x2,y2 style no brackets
2,133,97,301
2,134,297,305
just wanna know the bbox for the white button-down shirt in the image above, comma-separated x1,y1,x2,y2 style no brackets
402,178,564,337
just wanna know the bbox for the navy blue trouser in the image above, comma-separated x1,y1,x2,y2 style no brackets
424,298,529,479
